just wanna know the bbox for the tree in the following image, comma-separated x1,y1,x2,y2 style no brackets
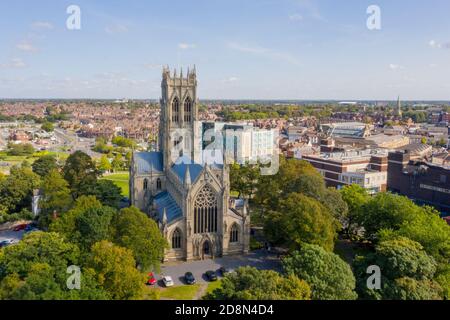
204,266,310,300
340,184,370,236
75,206,116,250
38,169,73,229
0,232,109,300
87,241,145,300
41,122,54,132
63,151,99,199
0,165,40,214
264,193,338,252
49,196,103,240
113,206,167,271
230,163,260,198
32,155,59,177
93,180,122,208
283,244,358,300
97,155,112,173
7,143,35,156
355,193,423,240
354,237,442,300
378,206,450,264
111,153,124,172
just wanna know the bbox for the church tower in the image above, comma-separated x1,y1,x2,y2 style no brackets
159,66,200,169
395,95,402,117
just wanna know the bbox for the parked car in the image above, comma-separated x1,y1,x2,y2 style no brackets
25,224,39,233
205,270,218,281
162,276,174,287
219,267,233,276
184,272,196,285
146,272,157,286
13,224,28,232
0,239,17,248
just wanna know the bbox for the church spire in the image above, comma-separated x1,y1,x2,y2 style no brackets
184,167,191,187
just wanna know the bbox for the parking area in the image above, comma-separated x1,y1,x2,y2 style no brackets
155,249,282,287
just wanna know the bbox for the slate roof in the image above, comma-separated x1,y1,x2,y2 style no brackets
134,152,163,174
171,155,204,183
154,191,182,223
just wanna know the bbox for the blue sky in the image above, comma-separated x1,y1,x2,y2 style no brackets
0,0,449,100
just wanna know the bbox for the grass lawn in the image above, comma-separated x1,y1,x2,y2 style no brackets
100,172,130,197
204,280,222,297
145,284,201,300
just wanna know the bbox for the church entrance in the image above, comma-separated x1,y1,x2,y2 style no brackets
202,241,212,260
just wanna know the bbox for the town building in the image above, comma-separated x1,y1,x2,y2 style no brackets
130,67,250,261
302,149,388,194
388,150,450,213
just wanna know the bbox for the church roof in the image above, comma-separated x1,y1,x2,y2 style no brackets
154,191,182,223
134,152,163,174
171,155,204,184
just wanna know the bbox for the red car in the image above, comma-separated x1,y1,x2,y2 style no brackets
13,224,28,232
146,272,157,286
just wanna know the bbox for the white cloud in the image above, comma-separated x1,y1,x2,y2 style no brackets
105,24,129,34
178,43,196,50
0,58,27,69
289,13,303,21
389,63,404,70
143,63,163,69
32,21,54,30
223,77,239,83
429,39,450,49
16,40,38,52
228,42,301,66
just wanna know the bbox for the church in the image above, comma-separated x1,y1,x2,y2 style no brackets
130,67,250,261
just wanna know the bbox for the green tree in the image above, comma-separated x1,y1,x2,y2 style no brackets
113,206,167,271
0,165,40,214
32,155,59,177
204,266,311,300
41,122,54,132
111,153,124,172
87,241,145,300
356,193,423,240
340,184,370,236
0,232,109,300
264,193,337,251
354,237,442,300
283,244,358,300
75,206,116,250
93,180,122,208
63,151,99,199
97,155,112,173
38,169,73,229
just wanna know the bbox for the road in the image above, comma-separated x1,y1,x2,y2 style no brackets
0,229,24,242
155,250,282,287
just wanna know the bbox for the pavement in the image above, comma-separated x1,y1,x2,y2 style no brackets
155,249,282,287
0,229,24,242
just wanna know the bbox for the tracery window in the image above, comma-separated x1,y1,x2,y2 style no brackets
230,224,239,243
172,97,180,123
194,185,218,234
172,228,182,249
143,179,148,190
156,178,162,190
184,97,192,123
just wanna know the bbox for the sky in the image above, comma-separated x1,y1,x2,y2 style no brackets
0,0,449,100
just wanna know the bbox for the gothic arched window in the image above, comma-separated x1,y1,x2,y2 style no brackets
172,97,180,123
172,228,182,249
143,179,148,190
156,178,162,190
184,97,192,123
194,185,218,234
230,224,239,243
